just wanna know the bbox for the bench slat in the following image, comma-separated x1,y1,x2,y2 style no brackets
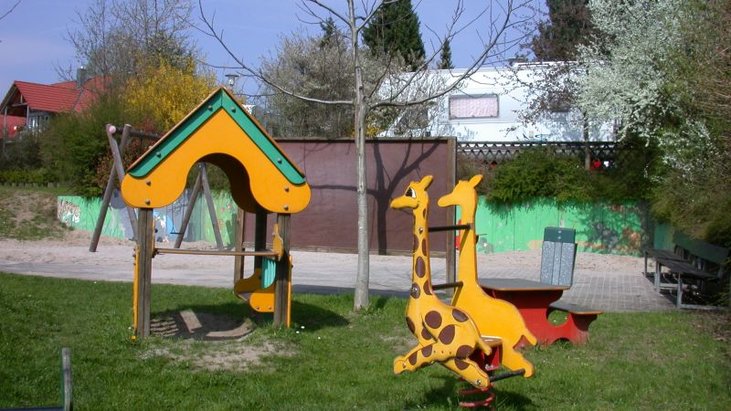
549,300,603,316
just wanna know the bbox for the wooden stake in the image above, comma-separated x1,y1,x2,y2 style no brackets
135,208,154,338
234,208,246,285
273,213,291,327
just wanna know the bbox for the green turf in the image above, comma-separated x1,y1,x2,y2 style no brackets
0,272,729,410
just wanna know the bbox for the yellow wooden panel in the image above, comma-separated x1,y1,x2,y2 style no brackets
121,110,310,213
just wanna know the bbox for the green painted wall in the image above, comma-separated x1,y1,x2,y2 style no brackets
57,194,651,255
466,198,648,255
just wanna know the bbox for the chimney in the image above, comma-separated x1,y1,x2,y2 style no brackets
76,66,87,89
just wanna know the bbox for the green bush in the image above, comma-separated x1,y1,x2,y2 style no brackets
39,94,130,196
462,139,659,206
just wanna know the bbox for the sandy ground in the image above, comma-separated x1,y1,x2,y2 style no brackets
0,229,673,313
0,230,645,286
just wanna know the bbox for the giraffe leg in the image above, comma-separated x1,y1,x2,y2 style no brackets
501,345,534,378
394,343,439,374
442,358,491,389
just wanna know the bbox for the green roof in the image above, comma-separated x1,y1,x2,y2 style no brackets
128,88,305,185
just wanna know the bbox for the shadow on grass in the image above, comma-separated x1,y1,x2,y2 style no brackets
150,299,349,340
403,375,535,409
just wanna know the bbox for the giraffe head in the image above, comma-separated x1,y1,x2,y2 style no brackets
390,175,433,212
437,174,482,222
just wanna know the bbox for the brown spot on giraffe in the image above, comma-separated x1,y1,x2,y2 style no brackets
439,324,456,345
406,317,415,334
415,257,426,278
452,308,469,323
412,234,419,252
408,351,418,366
421,345,433,357
423,280,433,295
456,344,473,359
421,238,427,255
424,311,442,329
455,358,469,370
421,327,433,340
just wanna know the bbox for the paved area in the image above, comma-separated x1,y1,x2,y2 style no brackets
0,242,674,312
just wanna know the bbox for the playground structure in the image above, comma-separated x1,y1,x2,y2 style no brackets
120,87,311,339
390,175,498,407
90,125,226,252
436,175,537,377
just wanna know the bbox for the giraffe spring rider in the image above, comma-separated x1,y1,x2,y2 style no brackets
438,175,537,378
391,175,498,406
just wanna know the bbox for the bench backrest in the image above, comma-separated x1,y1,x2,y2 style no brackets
540,227,577,287
673,231,729,277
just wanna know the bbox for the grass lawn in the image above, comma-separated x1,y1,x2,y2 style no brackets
1,272,729,410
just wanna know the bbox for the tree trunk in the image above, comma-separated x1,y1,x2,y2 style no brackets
582,112,591,170
350,0,369,310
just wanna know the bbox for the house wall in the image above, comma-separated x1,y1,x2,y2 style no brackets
384,65,616,142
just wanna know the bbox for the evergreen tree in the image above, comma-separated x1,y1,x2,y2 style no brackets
319,17,338,48
362,0,425,70
531,0,594,60
438,39,453,69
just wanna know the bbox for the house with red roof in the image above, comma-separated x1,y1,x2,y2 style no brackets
0,69,103,143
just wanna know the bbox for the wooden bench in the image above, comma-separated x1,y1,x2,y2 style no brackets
539,227,602,343
547,301,603,345
646,232,729,308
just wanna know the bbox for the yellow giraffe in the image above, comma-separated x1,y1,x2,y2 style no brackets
438,174,537,377
391,175,495,390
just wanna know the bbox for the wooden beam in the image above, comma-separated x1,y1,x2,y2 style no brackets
200,164,224,250
173,171,203,248
135,208,154,338
154,247,278,257
273,214,291,327
233,208,246,285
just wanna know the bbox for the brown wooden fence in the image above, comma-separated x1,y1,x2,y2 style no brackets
243,138,457,255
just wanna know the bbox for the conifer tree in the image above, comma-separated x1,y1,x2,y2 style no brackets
362,0,425,70
438,39,453,69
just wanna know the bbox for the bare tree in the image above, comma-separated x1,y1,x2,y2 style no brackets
63,0,195,81
198,0,531,310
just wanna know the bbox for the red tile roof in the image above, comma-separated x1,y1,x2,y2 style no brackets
0,76,105,117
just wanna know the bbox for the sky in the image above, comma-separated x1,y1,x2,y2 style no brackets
0,0,541,94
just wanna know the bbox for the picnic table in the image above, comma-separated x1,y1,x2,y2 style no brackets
480,278,601,345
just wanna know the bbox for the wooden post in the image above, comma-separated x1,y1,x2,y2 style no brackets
273,213,291,327
233,207,246,285
91,125,134,251
174,172,203,248
108,125,138,240
200,164,224,250
135,208,154,338
254,209,267,271
445,137,457,288
61,347,72,411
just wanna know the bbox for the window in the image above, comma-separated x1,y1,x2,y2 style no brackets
449,94,499,119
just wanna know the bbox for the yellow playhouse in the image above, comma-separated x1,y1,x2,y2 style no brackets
120,87,311,339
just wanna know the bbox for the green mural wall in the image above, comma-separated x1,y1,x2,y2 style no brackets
57,194,651,255
465,198,648,255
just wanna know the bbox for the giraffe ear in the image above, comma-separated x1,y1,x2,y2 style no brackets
469,174,483,187
420,175,434,189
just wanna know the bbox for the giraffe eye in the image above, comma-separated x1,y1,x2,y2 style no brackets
405,188,416,198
